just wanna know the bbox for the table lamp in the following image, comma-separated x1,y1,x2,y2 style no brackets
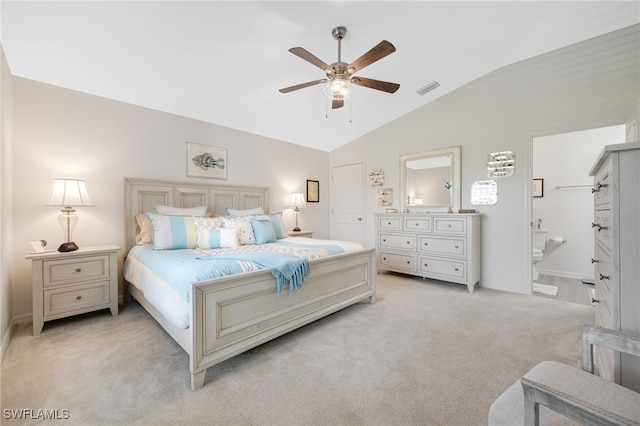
46,179,93,252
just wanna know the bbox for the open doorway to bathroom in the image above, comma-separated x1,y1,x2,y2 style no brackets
531,125,625,305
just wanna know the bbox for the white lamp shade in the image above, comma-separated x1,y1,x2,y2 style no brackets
46,179,93,207
288,192,306,209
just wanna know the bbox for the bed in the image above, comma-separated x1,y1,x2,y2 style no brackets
122,177,376,390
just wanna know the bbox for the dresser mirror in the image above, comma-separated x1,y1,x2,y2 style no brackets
400,145,461,212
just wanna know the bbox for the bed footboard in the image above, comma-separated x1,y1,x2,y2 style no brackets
189,248,375,390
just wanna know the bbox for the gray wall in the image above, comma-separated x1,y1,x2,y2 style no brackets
330,25,640,294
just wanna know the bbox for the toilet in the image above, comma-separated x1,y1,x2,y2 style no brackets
532,230,547,281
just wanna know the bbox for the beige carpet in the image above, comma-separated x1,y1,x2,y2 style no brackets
1,273,594,425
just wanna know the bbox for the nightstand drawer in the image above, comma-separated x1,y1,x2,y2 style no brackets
44,281,110,316
43,255,110,287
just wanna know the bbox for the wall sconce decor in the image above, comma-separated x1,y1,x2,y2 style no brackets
471,180,498,205
288,192,307,231
487,151,515,177
46,179,94,252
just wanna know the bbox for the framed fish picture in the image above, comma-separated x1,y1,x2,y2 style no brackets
187,142,227,180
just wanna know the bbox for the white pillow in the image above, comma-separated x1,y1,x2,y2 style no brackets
225,206,265,217
154,205,207,217
196,227,239,249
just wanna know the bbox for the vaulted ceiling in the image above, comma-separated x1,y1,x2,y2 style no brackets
2,1,638,151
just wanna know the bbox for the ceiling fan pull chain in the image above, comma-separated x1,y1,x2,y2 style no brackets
325,96,329,119
349,97,352,123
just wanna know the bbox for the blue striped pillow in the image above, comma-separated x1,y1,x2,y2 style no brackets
146,213,198,250
196,227,239,249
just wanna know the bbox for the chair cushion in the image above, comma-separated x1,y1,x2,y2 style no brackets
489,360,640,425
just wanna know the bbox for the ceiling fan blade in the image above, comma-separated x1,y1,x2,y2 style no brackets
347,40,396,73
352,77,400,93
289,47,331,72
332,97,344,109
279,79,326,93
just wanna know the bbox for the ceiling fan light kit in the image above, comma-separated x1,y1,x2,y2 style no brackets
280,26,400,115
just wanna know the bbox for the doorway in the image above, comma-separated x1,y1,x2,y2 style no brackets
530,125,625,305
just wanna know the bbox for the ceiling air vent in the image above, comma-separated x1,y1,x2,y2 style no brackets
416,81,440,96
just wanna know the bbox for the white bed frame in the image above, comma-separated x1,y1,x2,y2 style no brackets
123,177,376,390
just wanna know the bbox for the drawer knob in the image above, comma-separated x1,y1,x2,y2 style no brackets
75,268,82,273
591,298,600,304
591,182,608,193
454,268,459,271
424,242,428,246
447,224,452,228
406,261,411,264
591,258,599,263
406,241,410,244
454,245,459,249
76,295,82,300
424,263,428,267
599,273,610,280
591,223,608,231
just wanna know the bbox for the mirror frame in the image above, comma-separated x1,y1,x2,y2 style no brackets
400,145,461,212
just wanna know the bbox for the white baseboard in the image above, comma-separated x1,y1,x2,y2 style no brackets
535,268,593,281
1,313,32,363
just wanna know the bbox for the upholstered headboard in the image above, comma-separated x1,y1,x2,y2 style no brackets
123,177,269,253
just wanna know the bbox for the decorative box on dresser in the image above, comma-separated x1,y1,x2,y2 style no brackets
26,244,120,336
375,213,481,292
588,142,640,392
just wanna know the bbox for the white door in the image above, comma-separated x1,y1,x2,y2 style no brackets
330,162,365,245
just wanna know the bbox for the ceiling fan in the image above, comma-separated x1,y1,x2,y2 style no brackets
279,26,400,109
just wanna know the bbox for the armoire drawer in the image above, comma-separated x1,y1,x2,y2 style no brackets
419,256,466,280
593,156,612,207
379,233,416,251
433,217,466,234
404,217,432,232
593,210,612,252
379,251,416,272
419,236,465,256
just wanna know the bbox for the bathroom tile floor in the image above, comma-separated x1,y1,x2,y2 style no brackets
533,274,595,307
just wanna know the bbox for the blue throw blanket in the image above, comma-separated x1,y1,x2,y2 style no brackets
198,252,310,294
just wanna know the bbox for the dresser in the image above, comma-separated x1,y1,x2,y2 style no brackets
26,245,120,336
588,142,640,392
375,213,481,292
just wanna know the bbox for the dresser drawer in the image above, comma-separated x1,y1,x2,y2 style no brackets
404,217,432,232
43,255,111,288
593,157,612,207
419,236,465,256
419,256,466,280
44,281,110,317
593,210,612,252
379,233,416,251
378,216,402,230
379,251,416,272
433,217,466,234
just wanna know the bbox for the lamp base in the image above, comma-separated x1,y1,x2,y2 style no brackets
292,227,301,232
58,242,79,252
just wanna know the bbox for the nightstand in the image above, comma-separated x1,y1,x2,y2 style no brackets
26,244,120,336
287,230,314,238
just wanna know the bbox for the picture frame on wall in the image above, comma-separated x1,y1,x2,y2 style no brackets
307,180,319,203
187,142,227,180
533,178,544,197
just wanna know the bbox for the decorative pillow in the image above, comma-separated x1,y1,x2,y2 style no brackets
268,212,287,239
193,216,224,230
196,227,239,249
225,206,265,217
154,205,207,217
221,216,257,245
135,214,153,245
251,219,277,244
146,213,198,250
